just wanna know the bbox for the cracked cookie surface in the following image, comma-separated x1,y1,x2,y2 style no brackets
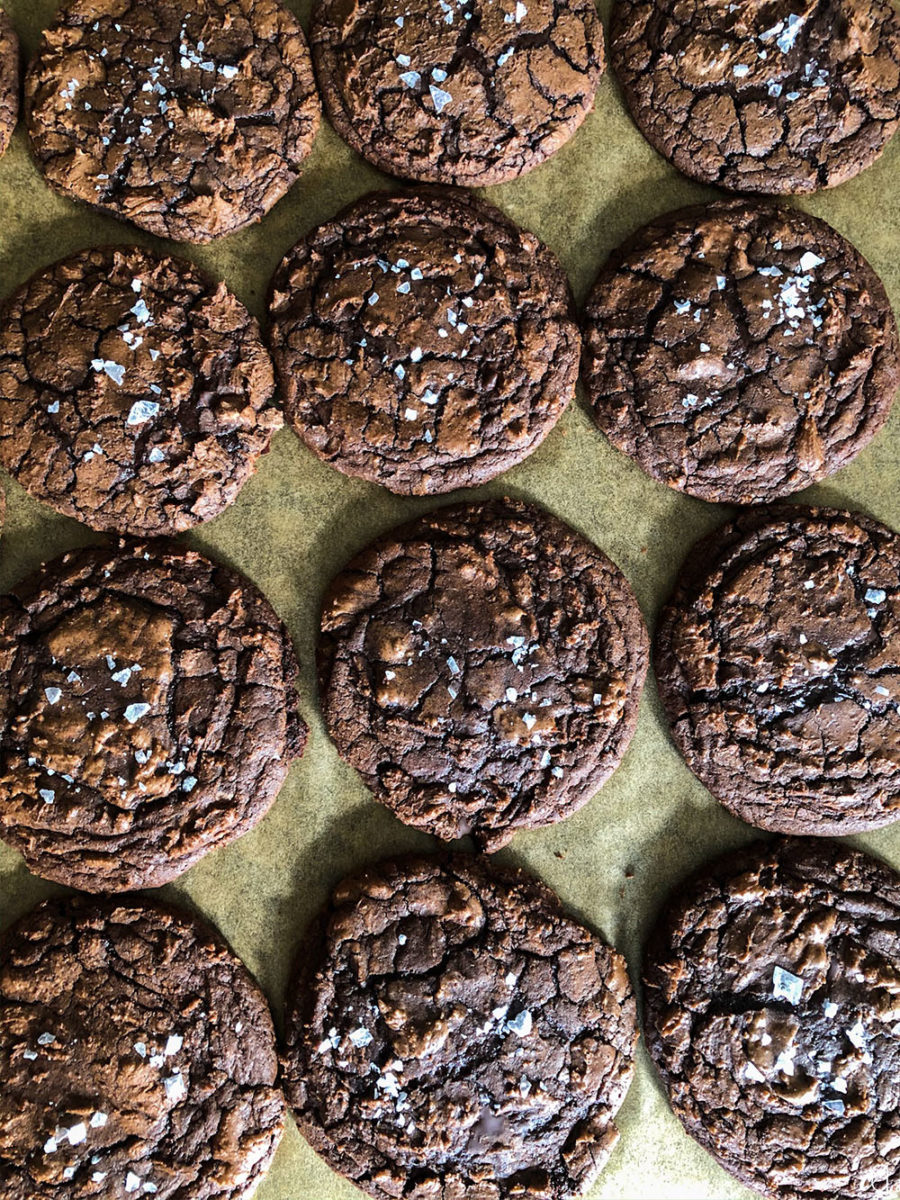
0,247,281,536
611,0,900,193
310,0,605,185
282,854,637,1200
655,506,900,835
582,200,900,505
319,498,648,850
0,540,306,891
0,9,18,159
25,0,320,243
644,838,900,1200
268,191,580,495
0,894,284,1200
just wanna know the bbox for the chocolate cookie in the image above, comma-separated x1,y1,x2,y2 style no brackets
0,540,306,892
655,505,900,836
0,247,282,536
582,200,900,504
0,894,285,1200
310,0,605,186
611,0,900,193
25,0,320,243
268,191,580,495
319,498,648,850
644,837,900,1200
0,8,18,159
283,854,637,1200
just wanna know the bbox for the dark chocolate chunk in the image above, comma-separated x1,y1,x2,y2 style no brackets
0,540,306,891
268,190,580,495
283,854,637,1200
319,498,648,850
655,505,900,835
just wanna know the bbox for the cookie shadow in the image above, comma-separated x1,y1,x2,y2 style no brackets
259,792,439,1029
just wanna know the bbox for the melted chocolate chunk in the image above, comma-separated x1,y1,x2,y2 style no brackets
310,0,605,185
283,855,637,1200
319,498,648,850
25,0,320,243
0,540,306,891
645,838,900,1200
611,0,900,193
0,247,281,536
583,200,900,504
656,506,900,835
269,191,580,495
0,895,284,1200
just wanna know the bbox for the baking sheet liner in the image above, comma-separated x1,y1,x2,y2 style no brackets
1,1,899,1196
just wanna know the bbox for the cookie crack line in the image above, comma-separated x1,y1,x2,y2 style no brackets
0,9,18,161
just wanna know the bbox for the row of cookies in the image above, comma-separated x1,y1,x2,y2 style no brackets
3,0,900,246
0,187,897,531
3,830,898,1200
1,486,898,884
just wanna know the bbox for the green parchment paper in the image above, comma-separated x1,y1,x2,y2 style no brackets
1,1,899,1196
